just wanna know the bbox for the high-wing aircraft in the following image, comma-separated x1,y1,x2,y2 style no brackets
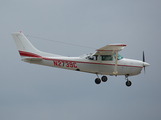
11,32,150,87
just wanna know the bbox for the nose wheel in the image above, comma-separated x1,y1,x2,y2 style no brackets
125,75,132,87
126,80,132,87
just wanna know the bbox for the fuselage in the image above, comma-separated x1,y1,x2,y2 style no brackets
23,54,144,76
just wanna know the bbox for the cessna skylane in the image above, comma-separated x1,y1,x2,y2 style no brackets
11,32,150,87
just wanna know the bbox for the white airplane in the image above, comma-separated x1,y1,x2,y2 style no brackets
11,32,150,87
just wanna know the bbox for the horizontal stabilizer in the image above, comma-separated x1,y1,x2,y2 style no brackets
21,57,43,62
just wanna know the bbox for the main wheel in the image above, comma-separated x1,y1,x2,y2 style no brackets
95,78,101,84
101,76,108,82
126,81,132,87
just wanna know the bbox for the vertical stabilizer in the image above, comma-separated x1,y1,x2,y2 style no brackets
11,32,64,57
11,32,39,53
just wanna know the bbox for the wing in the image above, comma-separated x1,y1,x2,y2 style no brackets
93,44,126,55
92,43,126,75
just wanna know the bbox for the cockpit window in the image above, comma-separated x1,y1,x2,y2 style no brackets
101,55,113,61
114,54,123,60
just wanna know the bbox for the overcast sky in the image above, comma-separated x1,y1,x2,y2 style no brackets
0,0,161,120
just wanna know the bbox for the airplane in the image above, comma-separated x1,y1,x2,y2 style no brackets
11,32,150,87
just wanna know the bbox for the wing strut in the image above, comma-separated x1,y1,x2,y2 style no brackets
113,50,118,75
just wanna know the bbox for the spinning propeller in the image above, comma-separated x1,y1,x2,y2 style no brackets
142,51,150,73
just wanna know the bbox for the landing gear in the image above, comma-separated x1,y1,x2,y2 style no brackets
126,81,132,87
94,74,132,87
95,78,101,84
125,74,132,87
101,76,108,82
95,75,108,84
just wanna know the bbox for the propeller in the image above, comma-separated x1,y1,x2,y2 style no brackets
142,51,150,74
143,51,146,73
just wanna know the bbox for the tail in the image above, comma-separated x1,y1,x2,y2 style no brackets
11,32,63,58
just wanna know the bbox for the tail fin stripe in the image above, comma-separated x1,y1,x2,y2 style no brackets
19,51,42,58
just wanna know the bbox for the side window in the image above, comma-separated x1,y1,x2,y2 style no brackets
101,55,113,61
87,55,98,60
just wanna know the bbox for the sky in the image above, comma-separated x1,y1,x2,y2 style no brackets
0,0,161,120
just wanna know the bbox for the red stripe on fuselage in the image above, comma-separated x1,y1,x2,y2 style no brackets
43,58,143,68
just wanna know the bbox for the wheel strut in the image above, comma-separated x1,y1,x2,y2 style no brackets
125,74,132,87
95,74,101,84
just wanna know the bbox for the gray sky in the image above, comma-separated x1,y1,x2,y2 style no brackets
0,0,161,120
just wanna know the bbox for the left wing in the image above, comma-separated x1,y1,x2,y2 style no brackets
93,44,126,55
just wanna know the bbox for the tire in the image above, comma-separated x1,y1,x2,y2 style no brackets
95,78,101,84
101,76,108,82
126,81,132,87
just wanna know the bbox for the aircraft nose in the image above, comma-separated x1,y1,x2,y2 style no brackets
143,62,150,67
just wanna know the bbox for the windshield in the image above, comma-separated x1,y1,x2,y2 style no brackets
114,54,123,60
